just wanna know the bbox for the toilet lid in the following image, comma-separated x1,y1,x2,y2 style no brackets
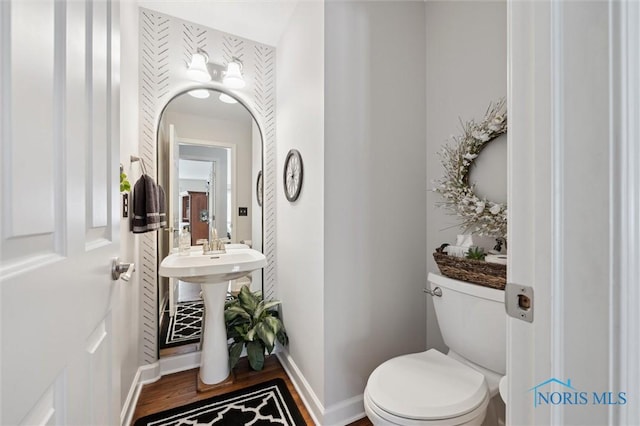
366,349,488,420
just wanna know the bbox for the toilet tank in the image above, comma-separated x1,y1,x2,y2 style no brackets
428,272,506,375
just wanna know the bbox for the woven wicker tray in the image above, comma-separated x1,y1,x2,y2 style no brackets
433,252,506,290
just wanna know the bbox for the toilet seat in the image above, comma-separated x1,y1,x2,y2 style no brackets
365,349,490,425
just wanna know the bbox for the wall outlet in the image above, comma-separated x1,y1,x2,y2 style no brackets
239,207,248,216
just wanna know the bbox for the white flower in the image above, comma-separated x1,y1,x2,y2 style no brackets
490,205,501,215
463,153,478,161
472,130,490,141
475,201,485,214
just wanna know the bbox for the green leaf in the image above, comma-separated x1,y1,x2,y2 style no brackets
238,285,259,314
233,325,248,339
224,305,251,322
255,322,276,353
263,315,283,335
247,341,265,371
253,300,281,321
245,327,256,341
277,329,289,346
228,341,244,369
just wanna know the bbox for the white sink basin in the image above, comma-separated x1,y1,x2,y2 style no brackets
159,248,266,284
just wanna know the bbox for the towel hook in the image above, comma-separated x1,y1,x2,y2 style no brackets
130,155,148,175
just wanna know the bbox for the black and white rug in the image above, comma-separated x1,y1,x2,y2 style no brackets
134,378,307,426
160,300,204,348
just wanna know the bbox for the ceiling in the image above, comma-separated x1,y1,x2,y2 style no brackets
137,0,299,46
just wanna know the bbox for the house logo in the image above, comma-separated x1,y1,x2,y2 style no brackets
528,378,627,407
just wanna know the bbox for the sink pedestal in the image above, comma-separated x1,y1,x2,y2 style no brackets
199,280,231,385
157,248,267,386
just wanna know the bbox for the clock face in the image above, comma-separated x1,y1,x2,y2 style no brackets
283,149,303,202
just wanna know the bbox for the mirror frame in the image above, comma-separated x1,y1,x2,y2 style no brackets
154,85,266,357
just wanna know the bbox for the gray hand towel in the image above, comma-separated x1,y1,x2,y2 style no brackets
131,175,166,233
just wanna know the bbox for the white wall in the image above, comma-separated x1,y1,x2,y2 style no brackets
275,0,326,412
323,0,427,416
118,0,142,414
425,0,507,351
165,111,253,243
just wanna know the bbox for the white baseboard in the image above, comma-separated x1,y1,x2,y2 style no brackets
324,394,366,426
276,351,366,426
120,352,202,426
276,351,324,424
120,362,161,426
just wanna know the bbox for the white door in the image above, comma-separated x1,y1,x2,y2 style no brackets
507,1,640,425
1,0,121,424
209,161,216,232
168,124,179,316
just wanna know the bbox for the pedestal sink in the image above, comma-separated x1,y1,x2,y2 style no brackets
159,247,267,385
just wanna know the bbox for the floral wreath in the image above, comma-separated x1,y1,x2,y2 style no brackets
433,99,508,238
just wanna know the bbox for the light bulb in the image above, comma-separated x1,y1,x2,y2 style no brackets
223,61,245,89
188,89,210,99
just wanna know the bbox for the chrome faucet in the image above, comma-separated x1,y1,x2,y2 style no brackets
203,228,226,254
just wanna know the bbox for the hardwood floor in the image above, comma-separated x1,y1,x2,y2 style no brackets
131,355,373,426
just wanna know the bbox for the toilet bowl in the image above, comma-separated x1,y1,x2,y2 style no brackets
365,350,491,425
364,273,506,425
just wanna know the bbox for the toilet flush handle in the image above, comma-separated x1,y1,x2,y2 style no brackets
423,286,442,297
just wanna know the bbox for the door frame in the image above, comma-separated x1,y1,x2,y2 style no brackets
507,0,640,424
177,136,238,245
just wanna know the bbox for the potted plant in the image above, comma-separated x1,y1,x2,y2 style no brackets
224,285,289,371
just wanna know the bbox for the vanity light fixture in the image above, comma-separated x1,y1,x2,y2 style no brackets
223,58,245,89
188,89,210,99
218,93,238,104
187,50,212,82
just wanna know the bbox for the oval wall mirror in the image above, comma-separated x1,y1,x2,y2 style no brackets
156,88,263,358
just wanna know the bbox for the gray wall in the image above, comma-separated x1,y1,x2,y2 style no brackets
324,0,427,409
425,0,507,351
276,0,326,408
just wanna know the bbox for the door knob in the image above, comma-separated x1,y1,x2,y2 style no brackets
111,257,135,281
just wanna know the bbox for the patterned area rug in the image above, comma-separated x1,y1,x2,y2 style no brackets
159,300,203,348
133,378,307,426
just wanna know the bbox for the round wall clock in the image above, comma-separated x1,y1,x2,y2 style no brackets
283,149,303,202
256,170,263,207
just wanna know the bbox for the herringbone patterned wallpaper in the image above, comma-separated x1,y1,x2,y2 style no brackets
139,8,276,364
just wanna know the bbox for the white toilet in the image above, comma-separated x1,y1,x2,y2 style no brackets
364,272,506,426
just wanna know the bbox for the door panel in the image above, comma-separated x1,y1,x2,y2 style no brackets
508,1,634,424
189,192,208,244
0,0,120,424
